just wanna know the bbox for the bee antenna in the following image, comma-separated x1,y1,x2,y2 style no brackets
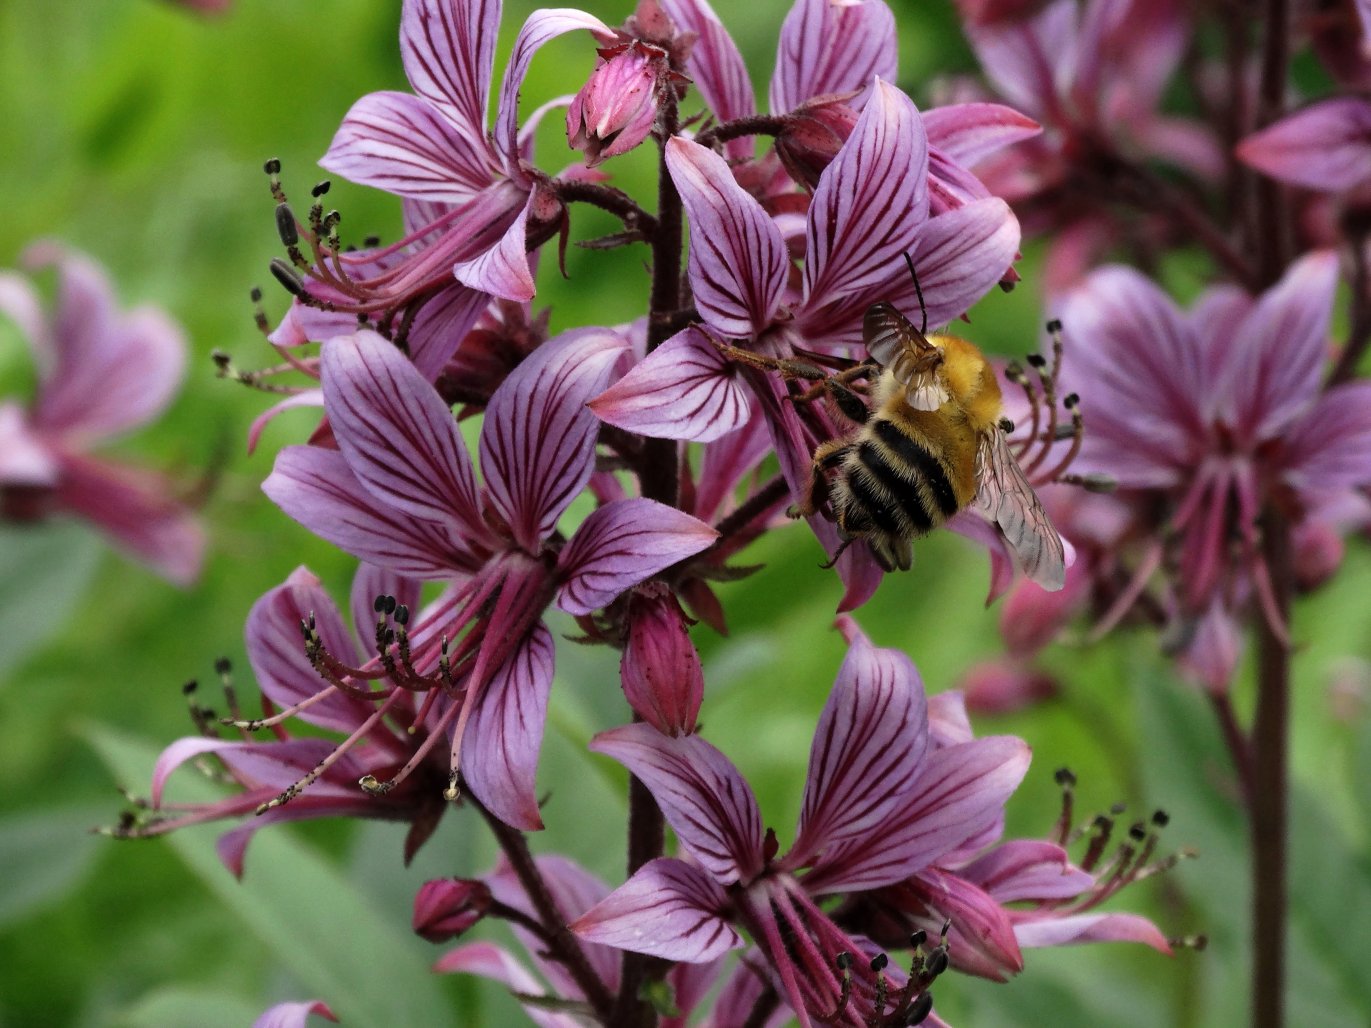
902,252,928,335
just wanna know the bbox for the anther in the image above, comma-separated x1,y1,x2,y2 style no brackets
835,952,852,970
1026,353,1047,368
1129,821,1147,842
1055,767,1077,787
383,595,397,615
909,929,927,950
1152,809,1170,827
395,605,410,626
263,158,282,175
871,953,889,972
924,948,949,979
373,594,387,613
311,180,331,198
907,991,934,1025
1045,318,1063,333
363,235,381,248
443,771,461,802
999,417,1014,433
275,203,299,247
214,657,232,676
1063,392,1080,409
269,258,305,297
359,774,393,796
182,679,198,696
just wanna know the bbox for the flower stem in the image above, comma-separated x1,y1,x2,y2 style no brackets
1253,0,1292,287
1329,227,1371,387
1250,509,1291,1028
474,796,616,1020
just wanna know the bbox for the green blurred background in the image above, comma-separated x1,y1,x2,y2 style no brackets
0,1,1368,1025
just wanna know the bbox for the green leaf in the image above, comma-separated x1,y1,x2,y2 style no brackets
114,987,262,1028
0,804,105,926
84,724,454,1027
0,522,101,679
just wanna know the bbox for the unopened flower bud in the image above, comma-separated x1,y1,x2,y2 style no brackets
1292,517,1344,592
999,568,1086,656
567,42,668,167
960,659,1058,716
412,877,492,943
621,587,703,735
776,95,860,189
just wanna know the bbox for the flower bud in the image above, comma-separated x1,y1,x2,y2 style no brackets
412,877,492,943
775,95,860,189
621,587,703,735
961,659,1058,716
998,566,1086,657
567,42,668,167
1292,517,1344,592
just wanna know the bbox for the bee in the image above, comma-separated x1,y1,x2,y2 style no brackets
795,284,1068,590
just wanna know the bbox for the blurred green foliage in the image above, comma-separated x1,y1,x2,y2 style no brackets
0,1,1368,1025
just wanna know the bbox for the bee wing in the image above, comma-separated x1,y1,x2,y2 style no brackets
863,303,947,412
973,428,1066,591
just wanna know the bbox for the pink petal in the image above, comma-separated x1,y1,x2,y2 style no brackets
321,331,487,539
480,327,630,552
350,562,423,655
400,0,500,142
1058,266,1203,485
263,446,481,576
1224,250,1339,441
900,198,1020,329
245,567,376,733
247,390,324,456
451,193,536,301
0,402,58,486
1237,97,1371,192
494,8,614,171
801,80,929,324
589,327,752,442
433,943,581,1028
907,868,1023,981
806,736,1030,893
1014,912,1172,954
407,282,491,381
320,91,496,202
590,723,764,884
460,622,554,831
152,737,243,805
659,0,756,160
922,103,1042,167
557,500,715,615
959,839,1092,901
770,0,897,114
666,138,788,338
23,243,117,385
1284,382,1371,492
692,407,772,522
926,690,975,747
54,453,203,585
788,631,930,871
967,2,1076,118
571,857,741,962
0,270,51,369
252,1000,338,1028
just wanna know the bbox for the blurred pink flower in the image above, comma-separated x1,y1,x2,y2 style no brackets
0,242,203,584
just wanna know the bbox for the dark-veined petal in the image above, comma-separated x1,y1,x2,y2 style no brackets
590,723,764,884
666,138,788,338
480,328,630,553
571,857,741,962
960,839,1091,901
264,446,482,576
900,869,1023,981
659,0,756,160
770,0,896,114
321,91,496,202
801,80,929,324
903,197,1020,329
589,327,751,442
803,735,1029,894
451,192,536,301
321,331,487,539
1014,911,1172,954
1282,382,1371,493
494,8,614,171
787,630,929,872
556,499,717,615
246,567,374,734
400,0,500,141
460,622,554,831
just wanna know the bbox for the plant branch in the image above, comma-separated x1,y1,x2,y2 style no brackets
1329,229,1371,386
473,796,616,1020
557,179,659,239
695,113,789,151
1250,508,1291,1028
1253,0,1292,287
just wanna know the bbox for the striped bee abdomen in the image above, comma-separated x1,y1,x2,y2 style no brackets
834,415,963,546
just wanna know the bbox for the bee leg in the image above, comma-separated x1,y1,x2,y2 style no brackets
825,381,870,425
791,441,847,519
710,342,829,382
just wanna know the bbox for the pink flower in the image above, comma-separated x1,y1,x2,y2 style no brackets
1237,97,1371,193
0,243,203,584
262,329,717,827
573,621,1030,1026
1057,251,1371,650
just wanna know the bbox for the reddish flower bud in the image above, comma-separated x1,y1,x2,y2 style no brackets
775,96,860,189
621,587,703,735
998,567,1087,657
961,659,1058,716
412,878,492,943
1292,517,1345,592
567,42,668,167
